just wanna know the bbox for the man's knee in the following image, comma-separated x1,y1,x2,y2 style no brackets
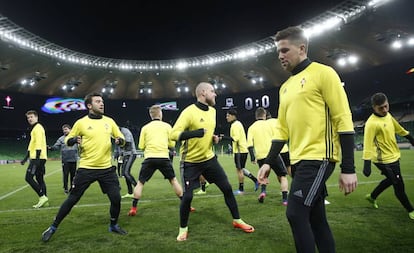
107,189,121,203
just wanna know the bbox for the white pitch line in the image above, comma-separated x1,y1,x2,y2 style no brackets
0,175,413,214
0,198,183,214
0,168,62,201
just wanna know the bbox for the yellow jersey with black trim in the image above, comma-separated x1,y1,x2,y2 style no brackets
170,104,216,163
28,123,47,159
362,112,409,164
65,115,124,169
230,120,248,154
275,62,354,165
139,120,175,159
267,118,289,153
247,119,273,160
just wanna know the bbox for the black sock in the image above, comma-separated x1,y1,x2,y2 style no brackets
243,168,257,182
282,191,288,200
132,198,138,207
239,183,244,191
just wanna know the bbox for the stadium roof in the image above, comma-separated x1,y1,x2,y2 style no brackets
0,0,413,104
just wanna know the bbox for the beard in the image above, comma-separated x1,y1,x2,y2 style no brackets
206,97,216,107
92,107,104,115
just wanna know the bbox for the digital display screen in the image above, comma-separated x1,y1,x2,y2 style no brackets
41,97,87,114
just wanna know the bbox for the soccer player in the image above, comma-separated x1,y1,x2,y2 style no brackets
171,82,254,241
41,92,127,242
222,108,259,195
362,92,414,220
119,126,138,199
127,105,194,216
49,124,78,194
247,107,288,204
258,26,357,253
113,145,123,177
266,110,289,205
194,175,210,195
21,110,48,208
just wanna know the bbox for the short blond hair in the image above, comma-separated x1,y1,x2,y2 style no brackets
149,104,162,119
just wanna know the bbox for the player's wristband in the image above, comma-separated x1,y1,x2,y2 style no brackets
339,133,355,174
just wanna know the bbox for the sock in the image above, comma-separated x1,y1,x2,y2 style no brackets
50,225,57,231
132,198,138,207
179,226,188,233
261,184,267,193
239,183,244,192
201,182,206,191
243,168,258,181
282,191,288,201
110,218,117,226
233,218,243,223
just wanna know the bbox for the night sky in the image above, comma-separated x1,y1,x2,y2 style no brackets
0,0,345,60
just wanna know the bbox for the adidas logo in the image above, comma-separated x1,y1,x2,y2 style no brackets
200,118,205,122
293,190,303,198
87,126,93,130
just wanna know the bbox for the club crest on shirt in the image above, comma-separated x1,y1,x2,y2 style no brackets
300,78,306,88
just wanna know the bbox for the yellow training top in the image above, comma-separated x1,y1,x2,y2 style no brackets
267,118,289,153
139,119,175,159
170,104,216,163
66,115,124,169
275,62,354,165
247,119,273,160
362,112,409,163
230,120,248,154
28,123,47,159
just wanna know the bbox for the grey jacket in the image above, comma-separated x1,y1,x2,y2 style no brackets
120,127,138,156
50,135,79,162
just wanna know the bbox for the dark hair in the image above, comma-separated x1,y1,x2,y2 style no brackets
227,108,238,116
62,124,71,129
255,107,267,119
84,92,103,106
371,92,388,106
274,26,308,48
25,110,38,117
266,110,272,119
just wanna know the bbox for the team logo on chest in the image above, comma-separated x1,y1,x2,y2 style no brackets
300,78,306,88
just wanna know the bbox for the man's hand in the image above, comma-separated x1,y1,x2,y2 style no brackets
339,173,357,196
212,135,220,144
257,164,271,185
20,158,27,165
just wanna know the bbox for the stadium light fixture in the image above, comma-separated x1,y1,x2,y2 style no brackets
0,0,394,72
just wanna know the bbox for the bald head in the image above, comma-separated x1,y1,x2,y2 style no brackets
195,82,216,106
195,82,211,98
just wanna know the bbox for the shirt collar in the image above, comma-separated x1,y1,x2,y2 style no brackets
195,101,209,111
291,58,312,75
